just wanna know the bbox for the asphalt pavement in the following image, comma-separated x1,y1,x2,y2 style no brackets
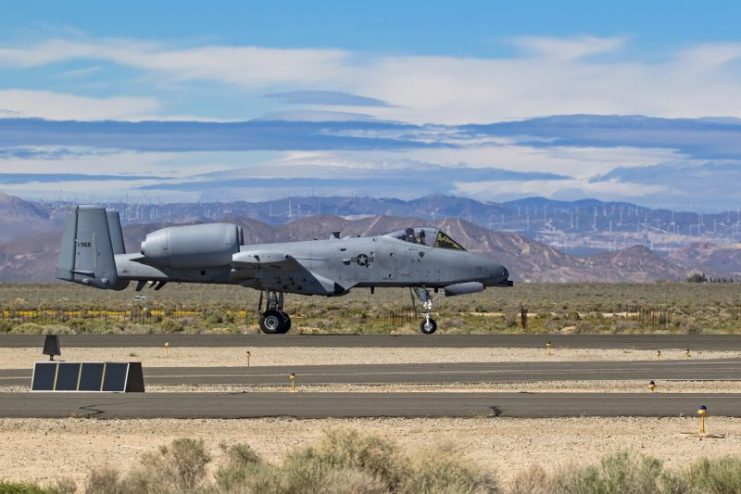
0,392,737,418
1,334,739,349
2,359,739,387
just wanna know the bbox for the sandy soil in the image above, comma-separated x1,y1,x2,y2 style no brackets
2,380,740,394
0,417,738,489
1,346,738,369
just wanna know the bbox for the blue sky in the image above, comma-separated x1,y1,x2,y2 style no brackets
0,1,740,210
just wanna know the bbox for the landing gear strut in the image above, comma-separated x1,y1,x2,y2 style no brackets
258,291,291,334
412,287,437,335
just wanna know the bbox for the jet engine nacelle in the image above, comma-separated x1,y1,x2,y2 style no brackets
141,223,243,269
444,281,485,297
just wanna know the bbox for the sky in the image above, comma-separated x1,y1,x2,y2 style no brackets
0,0,740,211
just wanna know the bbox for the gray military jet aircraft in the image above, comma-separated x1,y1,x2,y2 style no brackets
56,206,512,334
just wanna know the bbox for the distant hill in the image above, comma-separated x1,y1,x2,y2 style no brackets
0,192,54,244
0,191,738,283
0,212,694,284
668,242,741,278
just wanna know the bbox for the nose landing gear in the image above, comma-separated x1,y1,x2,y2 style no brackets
258,291,291,334
412,287,437,334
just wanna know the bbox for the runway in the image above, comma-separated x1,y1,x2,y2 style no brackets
0,392,738,418
1,334,739,350
2,359,739,387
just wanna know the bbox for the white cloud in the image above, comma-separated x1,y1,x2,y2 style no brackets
453,177,668,202
509,35,628,60
0,89,159,120
397,144,686,178
0,39,350,88
3,36,741,124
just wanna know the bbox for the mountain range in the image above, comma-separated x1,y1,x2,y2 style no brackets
0,192,738,283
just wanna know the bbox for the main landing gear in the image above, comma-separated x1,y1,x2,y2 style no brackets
412,287,437,335
258,291,291,334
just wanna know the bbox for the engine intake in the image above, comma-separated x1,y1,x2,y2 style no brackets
141,223,242,269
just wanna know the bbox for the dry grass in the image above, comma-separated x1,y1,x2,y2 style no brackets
0,282,739,334
3,433,739,493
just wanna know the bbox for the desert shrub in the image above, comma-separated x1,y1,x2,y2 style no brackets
679,317,702,334
123,438,211,494
0,321,13,333
400,448,499,494
8,323,45,335
0,481,50,494
683,455,741,494
86,466,122,494
575,321,593,333
319,468,387,493
213,443,263,491
508,464,573,494
281,429,405,492
503,310,518,328
46,479,76,494
160,318,185,333
67,318,92,332
563,451,669,494
612,320,638,333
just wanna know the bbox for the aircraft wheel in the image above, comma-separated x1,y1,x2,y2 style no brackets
260,310,285,334
278,311,292,334
420,318,437,335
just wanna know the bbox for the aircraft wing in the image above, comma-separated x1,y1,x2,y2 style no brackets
231,251,350,295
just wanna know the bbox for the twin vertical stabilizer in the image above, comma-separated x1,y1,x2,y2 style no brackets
56,206,129,290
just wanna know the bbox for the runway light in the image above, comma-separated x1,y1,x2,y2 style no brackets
164,342,169,357
546,341,553,356
656,350,662,359
289,373,297,391
697,405,708,434
648,380,656,393
686,348,691,359
246,350,251,367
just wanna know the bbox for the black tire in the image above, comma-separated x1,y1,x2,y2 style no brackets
278,311,292,334
420,318,437,335
260,310,284,334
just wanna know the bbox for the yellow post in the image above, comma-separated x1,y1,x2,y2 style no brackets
697,405,707,434
164,342,169,357
656,350,661,359
546,341,553,356
648,380,656,393
289,373,296,392
246,350,251,367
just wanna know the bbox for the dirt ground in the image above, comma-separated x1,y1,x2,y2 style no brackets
1,346,738,369
2,380,740,394
0,417,738,489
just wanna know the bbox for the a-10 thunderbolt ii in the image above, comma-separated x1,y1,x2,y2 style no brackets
56,206,512,334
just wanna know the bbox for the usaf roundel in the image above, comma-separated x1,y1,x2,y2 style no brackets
356,254,369,266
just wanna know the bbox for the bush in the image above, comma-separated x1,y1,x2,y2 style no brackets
97,438,212,494
160,318,185,333
213,443,263,492
567,451,667,494
575,321,593,333
684,455,741,494
509,465,574,494
400,448,499,494
0,481,49,494
86,466,122,494
281,429,405,492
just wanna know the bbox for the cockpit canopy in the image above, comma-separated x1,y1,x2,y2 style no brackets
386,227,466,250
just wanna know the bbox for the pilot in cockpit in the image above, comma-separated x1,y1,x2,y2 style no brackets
417,229,426,245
